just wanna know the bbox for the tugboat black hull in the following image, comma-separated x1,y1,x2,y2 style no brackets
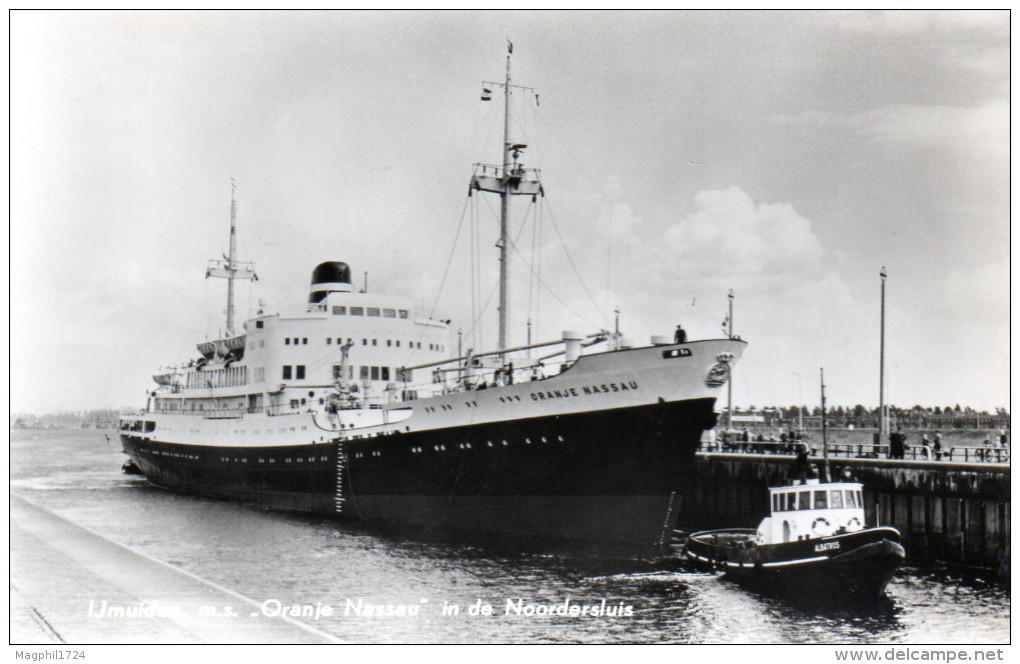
684,527,905,599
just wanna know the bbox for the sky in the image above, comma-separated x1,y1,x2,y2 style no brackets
9,10,1010,414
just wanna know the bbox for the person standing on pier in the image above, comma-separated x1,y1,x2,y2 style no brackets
674,324,687,344
889,427,906,459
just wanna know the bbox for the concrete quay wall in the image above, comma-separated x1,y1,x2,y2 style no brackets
679,453,1010,572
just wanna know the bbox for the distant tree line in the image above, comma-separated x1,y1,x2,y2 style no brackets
727,404,1009,431
10,409,131,430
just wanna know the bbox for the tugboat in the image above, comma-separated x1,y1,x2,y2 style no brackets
683,477,905,599
684,368,904,598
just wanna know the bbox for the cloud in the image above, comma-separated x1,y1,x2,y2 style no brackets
594,187,853,352
773,99,1008,160
858,101,1008,158
662,185,827,287
821,10,1007,36
944,259,1009,326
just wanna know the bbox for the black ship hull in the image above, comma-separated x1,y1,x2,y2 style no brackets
684,527,905,599
122,397,717,558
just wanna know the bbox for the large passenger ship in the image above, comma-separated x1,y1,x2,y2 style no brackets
121,46,746,557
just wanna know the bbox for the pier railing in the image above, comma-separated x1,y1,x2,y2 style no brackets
702,439,1009,464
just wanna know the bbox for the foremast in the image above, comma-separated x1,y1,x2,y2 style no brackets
470,41,543,351
205,180,257,336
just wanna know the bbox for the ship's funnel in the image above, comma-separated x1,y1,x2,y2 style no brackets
309,261,354,303
563,330,583,364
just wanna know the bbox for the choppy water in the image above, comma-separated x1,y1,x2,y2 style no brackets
9,429,1010,644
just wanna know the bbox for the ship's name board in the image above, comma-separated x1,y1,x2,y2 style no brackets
530,381,639,401
814,541,840,552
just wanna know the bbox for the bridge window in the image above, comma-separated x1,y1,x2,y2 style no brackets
370,366,380,380
351,307,364,316
285,338,291,345
327,338,332,345
813,490,828,509
282,365,292,380
367,307,380,317
333,306,346,315
399,310,409,319
798,491,810,510
830,491,843,508
296,365,306,380
383,308,396,318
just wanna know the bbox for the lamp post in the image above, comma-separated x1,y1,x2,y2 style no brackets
879,267,888,439
727,289,734,429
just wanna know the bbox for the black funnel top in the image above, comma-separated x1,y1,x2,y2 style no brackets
308,262,352,303
310,262,352,286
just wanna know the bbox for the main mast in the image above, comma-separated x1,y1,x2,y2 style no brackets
498,47,512,351
206,181,257,337
470,41,543,351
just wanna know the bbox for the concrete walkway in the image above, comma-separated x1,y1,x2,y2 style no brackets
10,493,344,644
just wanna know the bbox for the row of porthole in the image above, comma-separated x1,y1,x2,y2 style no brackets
175,428,306,437
369,435,566,458
141,448,200,461
139,446,331,466
249,455,330,464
